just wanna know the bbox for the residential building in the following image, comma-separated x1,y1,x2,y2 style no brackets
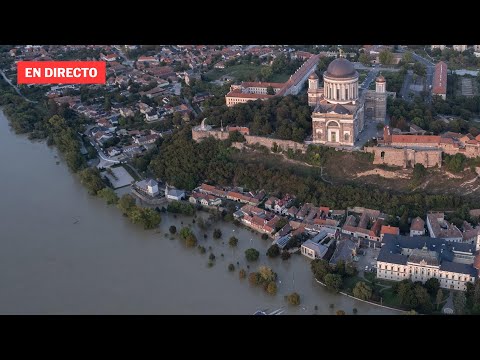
380,225,400,241
426,213,463,242
342,209,384,241
134,179,159,197
431,45,446,51
165,184,185,201
432,61,447,100
453,45,468,52
301,228,336,259
189,192,222,207
377,234,479,291
410,217,425,237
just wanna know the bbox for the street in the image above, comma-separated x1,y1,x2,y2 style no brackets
354,119,381,149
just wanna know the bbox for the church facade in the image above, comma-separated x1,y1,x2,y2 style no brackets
308,57,390,146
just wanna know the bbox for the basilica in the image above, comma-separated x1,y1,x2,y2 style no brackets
308,57,390,146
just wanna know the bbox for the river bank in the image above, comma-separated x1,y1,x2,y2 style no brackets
0,109,398,314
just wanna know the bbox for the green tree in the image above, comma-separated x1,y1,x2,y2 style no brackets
412,163,427,185
78,168,105,195
117,194,136,215
261,233,269,240
359,53,370,66
266,86,275,95
258,265,277,283
274,217,288,232
311,259,332,281
454,292,466,315
281,250,291,260
353,281,373,300
104,95,112,111
435,288,444,310
266,244,281,258
424,278,440,296
324,273,343,293
266,281,277,295
97,187,119,205
403,51,413,63
140,208,161,230
336,310,346,315
169,225,177,234
239,269,247,279
379,50,394,65
228,263,235,272
229,236,238,247
213,228,222,239
286,292,300,306
248,272,261,286
228,130,246,143
245,248,260,262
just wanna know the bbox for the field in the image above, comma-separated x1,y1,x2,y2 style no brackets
204,63,290,83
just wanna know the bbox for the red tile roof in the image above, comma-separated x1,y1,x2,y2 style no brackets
391,134,441,144
433,61,447,95
381,225,400,236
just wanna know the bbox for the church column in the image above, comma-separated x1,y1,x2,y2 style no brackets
341,83,345,100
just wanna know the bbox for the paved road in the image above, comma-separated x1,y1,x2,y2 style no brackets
411,52,435,102
399,70,413,100
114,47,135,68
360,68,378,90
354,119,381,149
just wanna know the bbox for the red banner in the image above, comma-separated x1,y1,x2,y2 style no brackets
17,61,106,84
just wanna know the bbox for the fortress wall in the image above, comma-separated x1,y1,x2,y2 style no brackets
364,147,442,168
192,129,307,153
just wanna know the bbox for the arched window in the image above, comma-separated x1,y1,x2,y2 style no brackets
344,133,349,141
336,88,340,100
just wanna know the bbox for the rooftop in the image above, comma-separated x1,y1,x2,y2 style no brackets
378,234,477,277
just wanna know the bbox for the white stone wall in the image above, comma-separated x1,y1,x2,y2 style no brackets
376,261,475,291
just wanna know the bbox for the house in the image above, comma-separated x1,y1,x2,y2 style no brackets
380,225,400,241
410,217,425,237
300,229,336,260
101,53,118,62
106,147,121,157
426,213,463,242
189,192,222,207
120,108,135,118
214,61,225,69
133,134,160,146
265,197,279,211
134,179,159,197
165,184,185,201
287,206,299,218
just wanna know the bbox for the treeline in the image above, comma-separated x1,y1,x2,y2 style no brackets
199,94,311,142
387,97,480,135
0,79,90,173
147,129,475,219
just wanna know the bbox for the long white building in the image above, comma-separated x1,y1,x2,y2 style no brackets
377,234,480,291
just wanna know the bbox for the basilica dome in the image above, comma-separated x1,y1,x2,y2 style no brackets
324,58,357,79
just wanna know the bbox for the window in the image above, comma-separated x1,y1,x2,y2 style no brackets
336,89,340,99
345,88,348,99
344,133,349,141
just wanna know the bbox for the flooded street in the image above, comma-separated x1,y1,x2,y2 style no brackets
0,109,397,314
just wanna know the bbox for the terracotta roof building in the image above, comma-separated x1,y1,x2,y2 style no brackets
433,61,447,100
